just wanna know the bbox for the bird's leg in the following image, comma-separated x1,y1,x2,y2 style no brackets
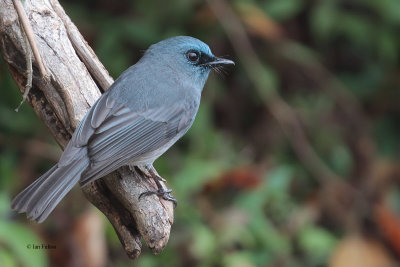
135,165,166,182
138,165,177,207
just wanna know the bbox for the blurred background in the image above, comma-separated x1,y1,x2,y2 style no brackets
1,0,400,266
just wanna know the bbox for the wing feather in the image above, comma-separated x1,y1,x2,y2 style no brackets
74,90,114,147
80,102,188,185
65,89,197,186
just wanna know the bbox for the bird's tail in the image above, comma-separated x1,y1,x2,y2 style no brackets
11,148,89,223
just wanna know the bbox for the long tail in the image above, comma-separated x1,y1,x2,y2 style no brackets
11,148,89,223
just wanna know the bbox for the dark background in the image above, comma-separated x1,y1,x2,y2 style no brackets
1,0,400,266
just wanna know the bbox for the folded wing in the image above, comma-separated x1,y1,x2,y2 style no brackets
76,92,193,186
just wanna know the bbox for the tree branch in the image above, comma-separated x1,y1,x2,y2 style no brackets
0,0,174,259
11,0,48,80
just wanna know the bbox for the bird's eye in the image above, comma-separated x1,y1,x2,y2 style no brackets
186,50,200,63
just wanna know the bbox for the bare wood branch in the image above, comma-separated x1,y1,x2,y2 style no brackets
0,0,174,259
49,0,114,91
14,17,32,112
11,0,49,81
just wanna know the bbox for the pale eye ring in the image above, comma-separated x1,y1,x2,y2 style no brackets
186,50,200,63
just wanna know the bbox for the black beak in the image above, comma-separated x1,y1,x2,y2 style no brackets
199,55,235,67
207,56,235,67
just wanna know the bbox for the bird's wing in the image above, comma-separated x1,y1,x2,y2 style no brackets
71,91,194,186
57,90,116,166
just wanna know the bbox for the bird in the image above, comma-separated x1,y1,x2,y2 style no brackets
11,36,234,223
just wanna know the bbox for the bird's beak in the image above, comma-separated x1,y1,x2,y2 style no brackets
204,56,235,67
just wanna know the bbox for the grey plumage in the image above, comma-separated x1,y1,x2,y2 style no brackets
11,36,234,222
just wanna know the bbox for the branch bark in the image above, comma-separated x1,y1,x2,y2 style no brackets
0,0,174,259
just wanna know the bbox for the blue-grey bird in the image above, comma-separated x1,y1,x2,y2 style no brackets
11,36,234,223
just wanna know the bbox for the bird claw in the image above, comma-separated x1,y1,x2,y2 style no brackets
139,188,178,207
137,164,177,207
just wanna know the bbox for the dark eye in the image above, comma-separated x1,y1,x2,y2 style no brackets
186,50,200,63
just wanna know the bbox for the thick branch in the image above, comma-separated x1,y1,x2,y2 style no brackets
0,0,173,259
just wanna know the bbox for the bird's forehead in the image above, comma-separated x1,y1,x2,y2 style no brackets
151,36,212,55
179,39,212,54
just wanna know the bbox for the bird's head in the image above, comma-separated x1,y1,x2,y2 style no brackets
143,36,234,89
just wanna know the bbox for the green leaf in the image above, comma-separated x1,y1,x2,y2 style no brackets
190,224,217,260
0,193,10,218
0,221,48,267
310,0,338,41
173,158,227,198
329,145,353,176
298,226,337,265
263,0,305,21
223,251,256,267
0,249,16,267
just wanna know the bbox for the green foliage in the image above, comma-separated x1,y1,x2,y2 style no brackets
0,195,48,267
298,226,337,266
263,0,305,21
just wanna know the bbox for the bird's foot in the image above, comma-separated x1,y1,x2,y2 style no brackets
136,164,177,207
139,188,178,207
